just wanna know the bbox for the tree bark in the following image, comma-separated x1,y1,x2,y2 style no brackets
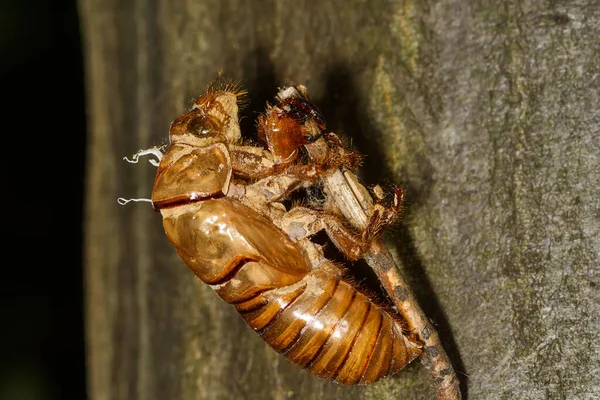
81,1,600,399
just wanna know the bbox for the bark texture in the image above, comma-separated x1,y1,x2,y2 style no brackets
81,1,599,399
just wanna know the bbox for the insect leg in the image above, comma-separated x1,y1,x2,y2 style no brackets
280,203,397,262
229,144,359,183
306,140,462,399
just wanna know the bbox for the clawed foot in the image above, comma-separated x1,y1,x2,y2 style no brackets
337,185,403,261
324,132,361,171
359,185,404,247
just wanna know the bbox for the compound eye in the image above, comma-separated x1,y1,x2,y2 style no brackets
187,113,223,137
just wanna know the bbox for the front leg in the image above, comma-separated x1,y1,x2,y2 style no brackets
229,144,359,183
280,187,403,261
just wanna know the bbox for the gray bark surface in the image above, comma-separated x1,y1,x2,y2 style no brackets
81,1,599,399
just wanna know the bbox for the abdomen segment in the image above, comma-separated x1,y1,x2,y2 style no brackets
235,264,422,385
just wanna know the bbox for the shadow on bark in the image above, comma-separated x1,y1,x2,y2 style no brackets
319,64,468,398
240,47,279,142
242,51,467,396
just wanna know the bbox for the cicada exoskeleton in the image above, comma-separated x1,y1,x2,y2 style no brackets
150,81,422,384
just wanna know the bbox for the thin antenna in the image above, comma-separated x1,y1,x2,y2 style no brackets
118,146,164,206
123,146,165,167
117,197,152,206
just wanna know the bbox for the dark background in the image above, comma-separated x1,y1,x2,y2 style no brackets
1,0,86,399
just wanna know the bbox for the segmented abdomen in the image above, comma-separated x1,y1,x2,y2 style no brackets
160,199,421,384
234,263,421,385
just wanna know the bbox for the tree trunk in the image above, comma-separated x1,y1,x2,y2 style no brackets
81,1,599,399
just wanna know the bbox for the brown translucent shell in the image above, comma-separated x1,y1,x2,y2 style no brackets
257,97,327,164
161,198,311,303
161,197,421,384
153,86,420,385
236,264,420,384
169,108,223,140
152,143,232,209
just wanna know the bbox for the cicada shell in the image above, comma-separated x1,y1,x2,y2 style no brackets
151,82,421,384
